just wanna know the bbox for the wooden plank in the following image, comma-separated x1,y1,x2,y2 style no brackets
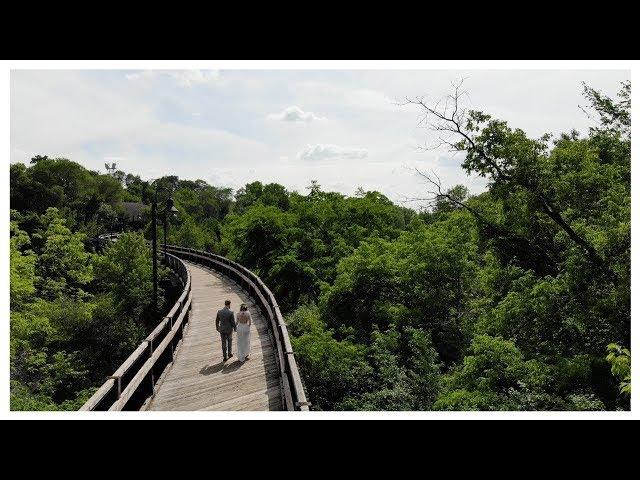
146,261,283,411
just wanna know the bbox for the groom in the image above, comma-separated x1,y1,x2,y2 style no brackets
215,299,237,361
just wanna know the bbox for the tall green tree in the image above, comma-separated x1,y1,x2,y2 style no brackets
35,208,93,300
93,232,155,320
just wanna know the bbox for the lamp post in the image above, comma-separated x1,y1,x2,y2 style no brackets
163,200,179,259
151,185,175,314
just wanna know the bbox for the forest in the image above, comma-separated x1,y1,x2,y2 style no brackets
9,81,630,411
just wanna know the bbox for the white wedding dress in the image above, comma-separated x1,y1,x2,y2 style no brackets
236,311,252,361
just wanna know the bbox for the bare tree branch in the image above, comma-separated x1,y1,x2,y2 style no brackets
399,78,510,182
401,78,616,282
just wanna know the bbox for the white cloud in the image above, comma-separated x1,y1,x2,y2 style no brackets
11,69,629,204
10,70,269,178
170,70,221,87
297,144,368,162
294,82,397,112
125,70,223,88
124,71,149,81
267,105,326,123
350,89,396,110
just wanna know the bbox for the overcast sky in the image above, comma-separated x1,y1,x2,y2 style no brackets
10,69,629,204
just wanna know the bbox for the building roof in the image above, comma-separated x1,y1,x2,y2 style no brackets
119,202,148,221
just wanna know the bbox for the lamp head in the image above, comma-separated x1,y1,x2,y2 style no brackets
164,198,179,218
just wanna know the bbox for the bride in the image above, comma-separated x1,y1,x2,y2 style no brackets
236,303,252,362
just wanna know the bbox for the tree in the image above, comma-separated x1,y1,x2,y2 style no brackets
306,180,321,197
402,80,630,410
234,181,264,213
10,208,97,410
580,80,630,138
35,208,93,299
434,335,541,411
402,80,628,283
320,212,476,362
93,232,155,320
222,204,293,274
342,328,414,411
433,185,469,215
10,158,124,220
95,203,119,234
30,155,49,164
606,343,630,397
123,174,150,202
262,183,290,210
265,253,318,312
172,216,207,250
290,315,372,410
10,217,36,309
404,327,441,409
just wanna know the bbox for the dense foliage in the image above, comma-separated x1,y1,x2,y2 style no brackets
9,162,171,410
9,81,630,411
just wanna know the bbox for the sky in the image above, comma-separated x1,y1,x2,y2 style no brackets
10,69,629,205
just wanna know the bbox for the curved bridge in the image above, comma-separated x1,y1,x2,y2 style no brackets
81,245,309,411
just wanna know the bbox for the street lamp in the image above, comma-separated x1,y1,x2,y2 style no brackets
151,185,175,314
163,200,179,258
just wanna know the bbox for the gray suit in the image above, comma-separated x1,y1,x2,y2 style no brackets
216,307,236,359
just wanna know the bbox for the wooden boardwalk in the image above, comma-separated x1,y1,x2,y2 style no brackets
145,261,282,411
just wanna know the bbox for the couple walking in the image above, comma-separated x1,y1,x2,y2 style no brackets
215,299,252,362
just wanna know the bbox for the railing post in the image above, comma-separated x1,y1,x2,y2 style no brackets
145,339,155,393
158,316,173,358
107,375,122,399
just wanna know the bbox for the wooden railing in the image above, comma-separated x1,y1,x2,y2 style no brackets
165,245,310,411
80,252,192,411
